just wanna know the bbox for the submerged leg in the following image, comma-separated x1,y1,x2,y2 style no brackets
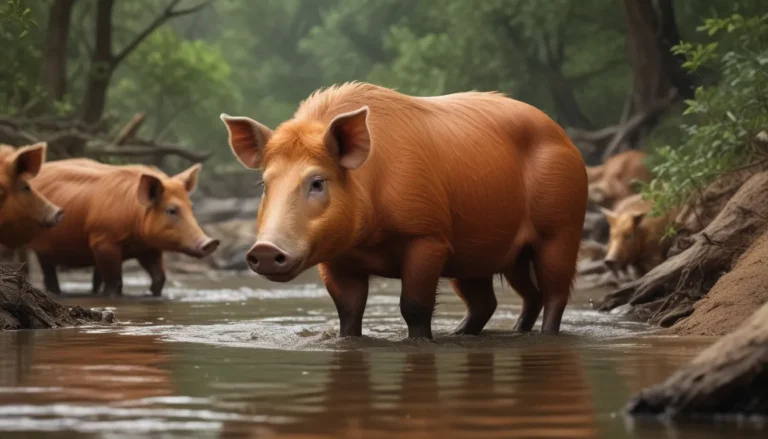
320,263,369,337
451,277,497,335
400,237,451,339
138,250,166,297
504,248,543,332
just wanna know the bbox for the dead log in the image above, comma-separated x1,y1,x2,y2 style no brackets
598,170,768,326
0,265,115,330
626,300,768,418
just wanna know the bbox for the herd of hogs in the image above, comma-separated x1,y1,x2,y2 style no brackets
0,82,676,338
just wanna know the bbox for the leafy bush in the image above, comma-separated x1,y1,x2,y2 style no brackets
643,12,768,217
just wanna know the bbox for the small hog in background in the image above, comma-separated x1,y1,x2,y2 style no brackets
587,150,652,209
601,193,677,274
27,159,219,296
0,143,62,248
221,82,587,338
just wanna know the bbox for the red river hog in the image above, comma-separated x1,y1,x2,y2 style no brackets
587,150,652,208
602,193,677,274
0,143,62,248
221,82,587,338
27,159,219,296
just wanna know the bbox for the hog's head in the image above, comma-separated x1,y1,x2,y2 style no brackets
220,107,371,282
601,207,646,272
137,164,219,258
0,142,63,248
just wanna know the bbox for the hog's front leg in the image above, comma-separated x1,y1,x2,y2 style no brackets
319,262,369,337
138,250,166,297
400,237,452,339
90,238,123,296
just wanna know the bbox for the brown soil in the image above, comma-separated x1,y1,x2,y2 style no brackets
672,230,768,336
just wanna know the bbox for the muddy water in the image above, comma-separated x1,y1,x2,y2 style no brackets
0,270,762,439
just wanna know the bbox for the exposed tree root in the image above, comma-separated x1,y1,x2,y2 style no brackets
598,170,768,326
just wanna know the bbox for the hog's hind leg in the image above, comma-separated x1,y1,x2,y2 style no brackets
451,277,497,335
534,231,580,335
503,248,543,332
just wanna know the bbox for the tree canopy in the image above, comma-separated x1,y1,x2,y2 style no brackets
1,0,767,193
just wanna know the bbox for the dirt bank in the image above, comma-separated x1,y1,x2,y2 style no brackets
672,229,768,336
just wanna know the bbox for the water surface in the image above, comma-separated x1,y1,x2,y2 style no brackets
0,270,761,438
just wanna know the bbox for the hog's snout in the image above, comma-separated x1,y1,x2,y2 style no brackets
247,241,299,280
604,257,620,272
196,237,220,257
42,208,64,228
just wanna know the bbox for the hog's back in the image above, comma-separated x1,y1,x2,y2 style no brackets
357,92,587,274
27,160,149,266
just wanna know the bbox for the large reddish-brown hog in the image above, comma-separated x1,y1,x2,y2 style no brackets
27,159,219,296
221,82,587,338
587,150,652,208
0,143,62,248
601,194,677,274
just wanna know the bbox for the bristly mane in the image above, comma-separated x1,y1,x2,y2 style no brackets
293,81,432,123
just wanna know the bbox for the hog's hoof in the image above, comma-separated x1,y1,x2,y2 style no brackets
453,315,491,335
406,327,433,340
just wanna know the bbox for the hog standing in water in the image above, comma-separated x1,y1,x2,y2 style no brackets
602,194,677,274
221,82,587,338
587,150,652,208
27,159,219,296
0,143,62,248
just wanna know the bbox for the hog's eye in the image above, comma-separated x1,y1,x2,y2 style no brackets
22,183,31,193
166,206,179,216
309,178,325,194
623,232,632,240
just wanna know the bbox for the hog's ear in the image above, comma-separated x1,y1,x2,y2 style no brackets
137,174,165,206
10,142,47,178
632,212,646,228
323,106,371,170
220,114,272,169
600,207,617,225
174,163,201,193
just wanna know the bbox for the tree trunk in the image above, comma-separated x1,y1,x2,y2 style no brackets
79,0,115,126
40,0,77,103
617,0,692,152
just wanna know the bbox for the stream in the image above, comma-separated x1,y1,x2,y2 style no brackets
0,269,761,438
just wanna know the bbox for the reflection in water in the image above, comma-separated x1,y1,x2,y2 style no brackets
217,346,600,439
0,331,173,404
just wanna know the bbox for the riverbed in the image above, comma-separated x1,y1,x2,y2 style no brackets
0,270,760,438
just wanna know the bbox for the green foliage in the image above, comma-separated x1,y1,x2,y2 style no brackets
110,27,239,156
0,0,40,113
642,11,768,217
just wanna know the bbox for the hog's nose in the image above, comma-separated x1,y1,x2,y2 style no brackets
44,209,64,228
197,237,220,256
247,242,297,277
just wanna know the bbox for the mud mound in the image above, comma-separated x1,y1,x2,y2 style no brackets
0,265,115,330
673,230,768,336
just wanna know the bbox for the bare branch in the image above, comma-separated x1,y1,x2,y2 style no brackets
113,112,146,145
112,0,213,66
88,144,210,162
